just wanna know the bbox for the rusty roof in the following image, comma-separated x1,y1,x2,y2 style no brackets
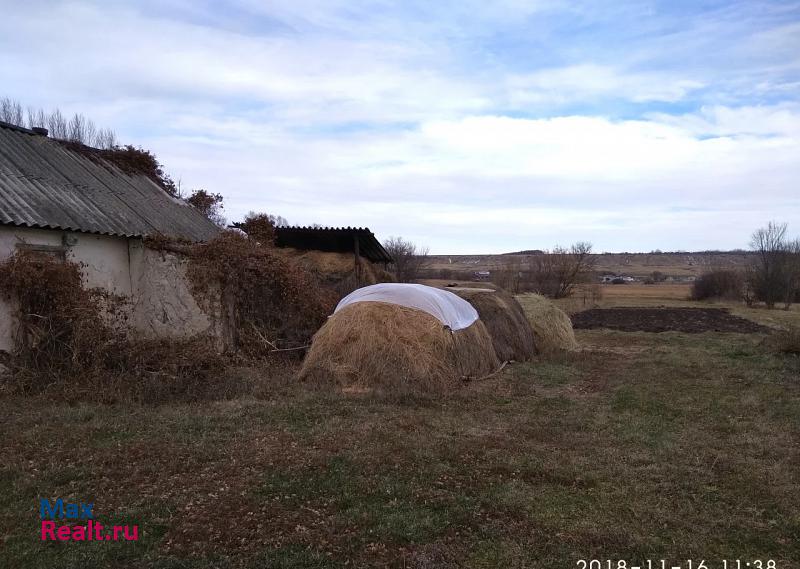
0,121,221,242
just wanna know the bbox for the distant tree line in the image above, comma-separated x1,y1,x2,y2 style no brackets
382,237,430,282
1,96,117,149
693,222,800,309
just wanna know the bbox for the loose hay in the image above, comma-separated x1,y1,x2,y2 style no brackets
298,301,500,393
280,248,394,297
448,287,535,362
517,293,579,353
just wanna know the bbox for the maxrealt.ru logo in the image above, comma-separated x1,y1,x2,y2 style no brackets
39,499,138,542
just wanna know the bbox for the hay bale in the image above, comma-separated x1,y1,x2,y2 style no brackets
448,287,535,362
279,248,394,297
517,293,578,353
298,301,500,393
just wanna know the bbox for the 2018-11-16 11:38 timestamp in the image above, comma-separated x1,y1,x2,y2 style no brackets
576,560,778,569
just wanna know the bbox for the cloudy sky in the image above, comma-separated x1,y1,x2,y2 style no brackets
2,1,799,253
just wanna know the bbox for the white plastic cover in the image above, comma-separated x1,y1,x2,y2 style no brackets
334,283,479,330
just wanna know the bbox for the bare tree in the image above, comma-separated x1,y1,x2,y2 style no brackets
1,96,117,148
26,106,47,131
495,255,524,293
0,97,24,125
784,238,800,309
95,127,117,149
748,222,798,309
47,108,68,139
383,236,430,283
524,241,596,298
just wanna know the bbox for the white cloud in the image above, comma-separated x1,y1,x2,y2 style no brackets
650,103,800,137
137,106,800,252
508,64,704,104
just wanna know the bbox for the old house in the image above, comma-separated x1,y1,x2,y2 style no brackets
0,121,222,353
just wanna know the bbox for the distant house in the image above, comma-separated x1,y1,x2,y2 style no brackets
0,121,222,352
600,274,636,283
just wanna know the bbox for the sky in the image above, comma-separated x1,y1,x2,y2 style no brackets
1,1,799,253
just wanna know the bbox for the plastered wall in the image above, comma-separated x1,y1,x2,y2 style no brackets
0,227,221,353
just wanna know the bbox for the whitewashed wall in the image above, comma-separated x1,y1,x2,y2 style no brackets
0,226,221,353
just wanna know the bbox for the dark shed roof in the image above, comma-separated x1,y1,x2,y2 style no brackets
275,226,393,264
0,121,221,242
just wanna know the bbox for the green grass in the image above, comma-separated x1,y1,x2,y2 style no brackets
1,328,799,568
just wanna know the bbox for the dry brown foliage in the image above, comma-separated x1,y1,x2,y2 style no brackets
235,212,278,245
59,141,179,195
766,325,800,355
0,251,227,401
298,301,500,394
0,250,115,384
147,231,337,356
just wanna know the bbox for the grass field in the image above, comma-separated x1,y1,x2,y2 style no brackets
425,252,753,279
1,290,799,568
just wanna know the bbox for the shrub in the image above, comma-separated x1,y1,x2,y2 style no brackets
0,251,115,385
691,270,743,300
235,212,279,244
766,326,800,355
149,231,337,355
0,251,225,399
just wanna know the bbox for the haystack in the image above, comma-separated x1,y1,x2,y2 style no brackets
517,293,578,353
280,248,394,297
448,287,536,362
299,284,500,393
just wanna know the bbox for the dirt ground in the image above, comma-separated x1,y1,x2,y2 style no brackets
571,307,771,333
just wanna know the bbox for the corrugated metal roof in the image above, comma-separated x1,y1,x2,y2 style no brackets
0,121,221,242
275,226,394,264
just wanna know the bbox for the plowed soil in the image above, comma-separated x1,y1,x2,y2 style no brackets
571,307,770,333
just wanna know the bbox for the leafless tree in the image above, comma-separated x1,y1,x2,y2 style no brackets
748,222,799,309
47,108,68,139
383,236,430,283
95,128,117,149
0,97,24,125
784,238,800,309
494,256,524,293
525,241,596,298
26,106,47,131
1,96,117,149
